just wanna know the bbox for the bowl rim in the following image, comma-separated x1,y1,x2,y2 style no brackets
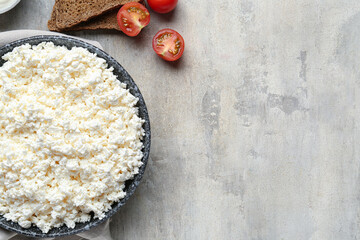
0,0,21,14
0,35,151,238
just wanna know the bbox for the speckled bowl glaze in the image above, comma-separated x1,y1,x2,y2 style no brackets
0,35,151,238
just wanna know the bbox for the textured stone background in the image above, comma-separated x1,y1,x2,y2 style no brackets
1,0,360,239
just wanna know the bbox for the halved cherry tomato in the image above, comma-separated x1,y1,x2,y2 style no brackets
117,2,150,37
152,29,185,61
147,0,178,14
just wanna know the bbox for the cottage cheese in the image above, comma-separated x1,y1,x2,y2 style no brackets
0,42,145,233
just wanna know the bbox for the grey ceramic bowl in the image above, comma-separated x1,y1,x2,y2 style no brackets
0,35,151,238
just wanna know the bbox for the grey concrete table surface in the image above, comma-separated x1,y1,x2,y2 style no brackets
1,0,360,239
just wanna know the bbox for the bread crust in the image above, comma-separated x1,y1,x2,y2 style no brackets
48,0,143,32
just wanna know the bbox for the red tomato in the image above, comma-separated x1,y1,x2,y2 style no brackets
152,29,185,61
147,0,178,13
117,2,150,37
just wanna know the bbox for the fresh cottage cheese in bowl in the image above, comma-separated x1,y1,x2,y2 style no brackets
0,42,145,233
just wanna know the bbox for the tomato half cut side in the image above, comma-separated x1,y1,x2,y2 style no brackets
152,29,185,61
117,2,150,37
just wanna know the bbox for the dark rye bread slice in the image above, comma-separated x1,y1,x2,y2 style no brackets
67,10,120,31
48,0,143,32
55,0,137,29
48,9,120,32
48,1,58,31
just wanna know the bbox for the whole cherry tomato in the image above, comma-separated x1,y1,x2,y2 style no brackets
147,0,178,14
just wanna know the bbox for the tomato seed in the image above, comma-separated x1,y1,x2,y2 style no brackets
127,7,149,19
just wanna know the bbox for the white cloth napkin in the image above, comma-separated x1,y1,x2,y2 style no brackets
0,29,103,49
0,30,112,240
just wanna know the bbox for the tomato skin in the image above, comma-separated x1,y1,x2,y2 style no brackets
147,0,178,13
117,2,150,37
152,29,185,61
